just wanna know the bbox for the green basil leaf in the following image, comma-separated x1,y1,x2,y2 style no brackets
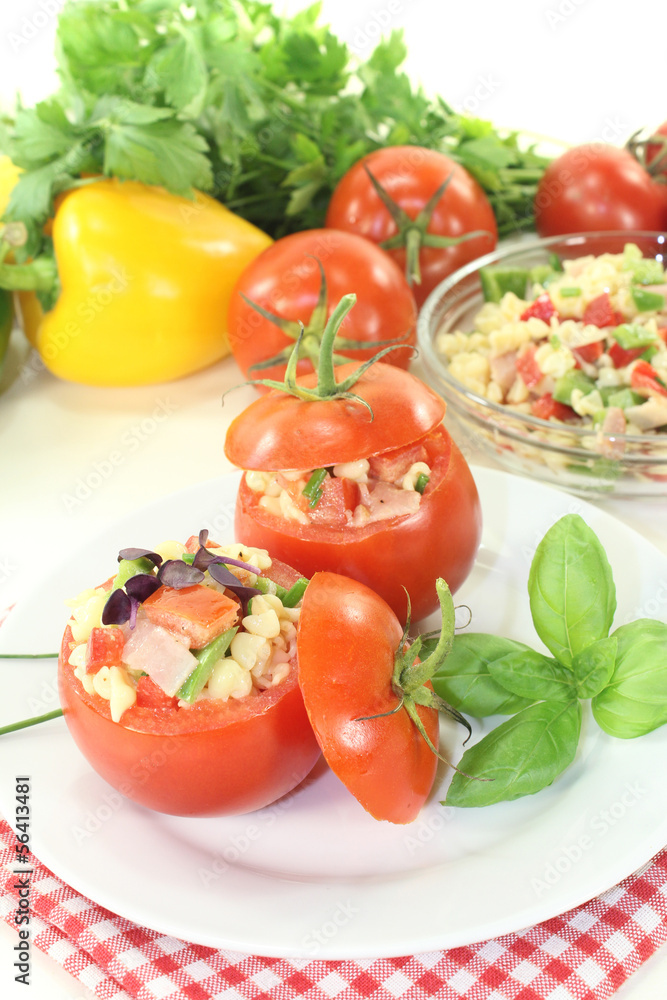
528,514,616,668
572,636,617,699
592,620,667,738
445,700,582,807
489,651,576,702
431,634,534,717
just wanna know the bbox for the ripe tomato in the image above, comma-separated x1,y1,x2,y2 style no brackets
325,146,498,308
534,144,667,236
227,228,417,388
57,558,321,817
225,361,482,623
644,121,667,176
297,572,440,824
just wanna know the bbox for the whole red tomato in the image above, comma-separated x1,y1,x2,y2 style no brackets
58,554,321,817
534,144,667,236
297,572,441,824
645,121,667,177
225,359,482,623
227,228,417,388
325,146,498,307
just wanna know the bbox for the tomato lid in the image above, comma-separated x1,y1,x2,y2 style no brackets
224,360,446,471
296,571,441,824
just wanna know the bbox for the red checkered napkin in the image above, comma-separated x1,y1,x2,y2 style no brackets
1,820,666,1000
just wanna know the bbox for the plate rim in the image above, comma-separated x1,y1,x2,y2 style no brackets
1,465,666,959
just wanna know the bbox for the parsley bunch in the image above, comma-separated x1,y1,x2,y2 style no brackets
1,0,551,260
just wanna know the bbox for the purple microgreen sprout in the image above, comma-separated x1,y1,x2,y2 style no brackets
102,588,132,626
157,560,205,588
117,547,163,567
125,574,162,602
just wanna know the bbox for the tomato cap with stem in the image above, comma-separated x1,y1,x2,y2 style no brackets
363,164,492,288
297,572,473,824
241,257,413,374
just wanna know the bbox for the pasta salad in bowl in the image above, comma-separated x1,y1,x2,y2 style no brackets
417,232,667,497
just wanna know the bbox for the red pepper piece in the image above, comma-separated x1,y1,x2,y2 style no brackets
582,293,624,328
135,674,179,709
516,345,543,389
308,477,361,527
530,394,578,422
608,341,645,369
630,360,667,398
85,626,125,673
368,440,429,482
572,340,604,365
520,294,556,323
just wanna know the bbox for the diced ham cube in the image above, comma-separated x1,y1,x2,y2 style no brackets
598,406,627,459
122,619,197,697
358,481,421,522
490,351,518,395
142,585,240,649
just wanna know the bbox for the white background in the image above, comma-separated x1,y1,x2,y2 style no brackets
0,0,665,146
0,2,666,999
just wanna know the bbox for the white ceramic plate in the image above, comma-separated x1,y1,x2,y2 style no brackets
1,468,666,959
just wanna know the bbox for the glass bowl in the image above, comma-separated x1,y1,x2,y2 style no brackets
417,231,667,498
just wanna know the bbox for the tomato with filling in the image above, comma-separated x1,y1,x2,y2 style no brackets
225,361,482,623
58,554,320,817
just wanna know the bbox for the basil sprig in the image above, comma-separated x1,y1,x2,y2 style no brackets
433,513,667,808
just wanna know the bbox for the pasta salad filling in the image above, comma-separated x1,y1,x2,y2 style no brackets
244,446,432,528
62,533,307,724
437,243,667,435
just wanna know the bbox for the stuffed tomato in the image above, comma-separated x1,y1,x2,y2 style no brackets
225,352,482,623
57,532,320,817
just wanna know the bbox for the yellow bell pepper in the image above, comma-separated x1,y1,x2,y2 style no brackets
0,156,32,351
0,156,22,215
0,177,272,386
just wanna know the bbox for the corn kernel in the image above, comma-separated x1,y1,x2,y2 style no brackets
401,461,431,492
246,470,271,493
332,459,370,482
68,644,87,669
93,666,112,700
230,632,269,671
208,658,253,700
68,588,108,643
73,662,96,695
153,539,187,562
242,608,281,638
109,666,137,723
